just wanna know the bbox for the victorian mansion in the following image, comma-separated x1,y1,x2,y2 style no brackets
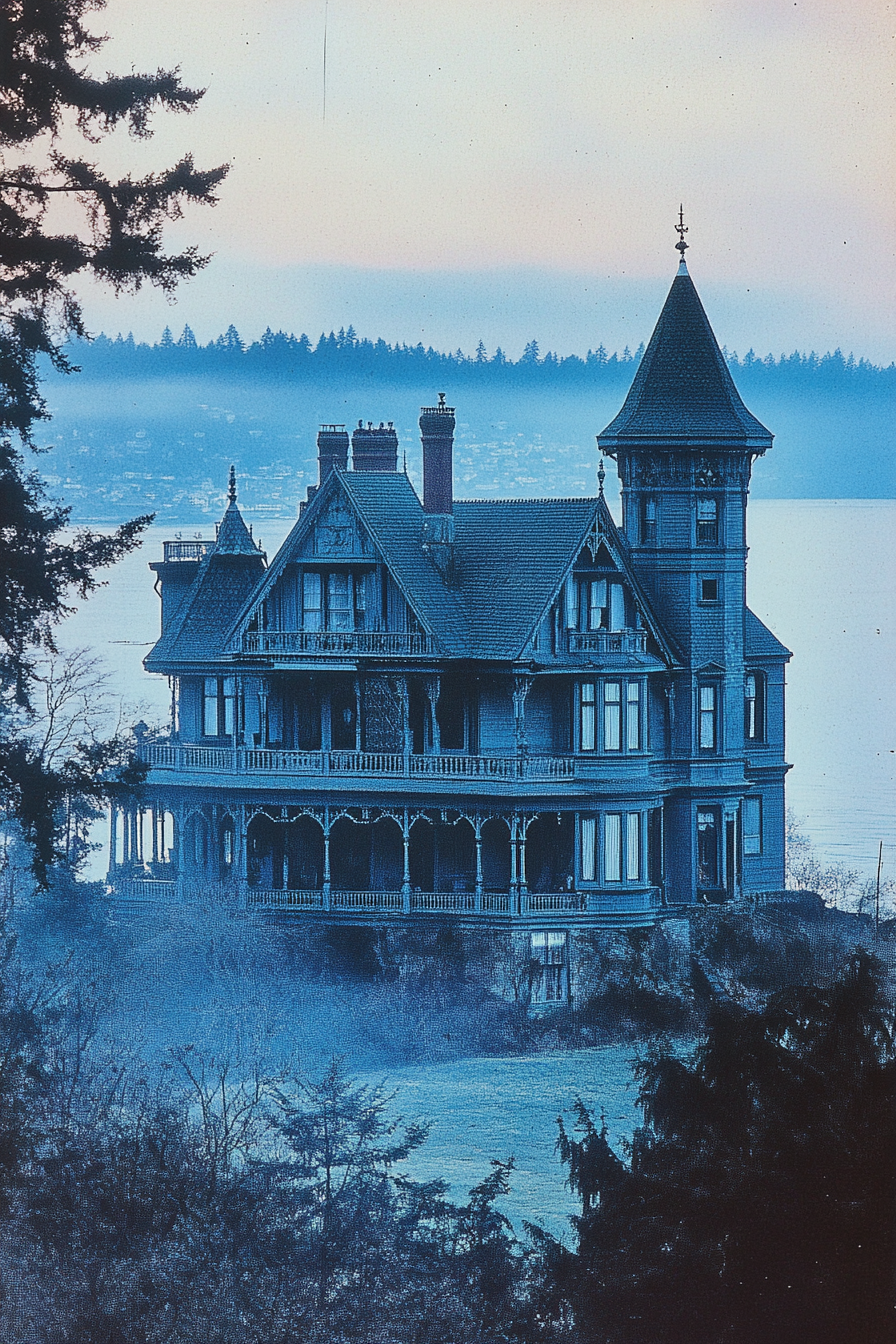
110,252,791,959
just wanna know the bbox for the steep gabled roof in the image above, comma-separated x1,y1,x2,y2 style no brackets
745,607,792,660
214,499,262,554
598,262,773,451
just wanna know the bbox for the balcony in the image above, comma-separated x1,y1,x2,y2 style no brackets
240,630,434,657
163,540,213,562
567,630,647,655
140,742,578,782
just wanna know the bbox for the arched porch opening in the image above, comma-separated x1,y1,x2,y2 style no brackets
408,816,434,891
524,814,575,892
435,817,476,893
182,812,210,876
247,814,283,889
481,817,511,891
370,817,403,891
217,813,236,880
330,816,371,891
286,815,324,890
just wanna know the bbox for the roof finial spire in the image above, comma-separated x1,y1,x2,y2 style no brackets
675,205,689,271
597,456,606,497
228,464,237,504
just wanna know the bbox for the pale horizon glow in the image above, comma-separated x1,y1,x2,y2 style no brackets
69,0,894,362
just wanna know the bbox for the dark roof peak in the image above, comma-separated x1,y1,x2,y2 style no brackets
598,267,773,451
215,499,263,557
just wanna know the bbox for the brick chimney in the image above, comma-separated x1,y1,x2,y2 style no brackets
420,393,455,516
351,420,399,471
419,394,455,578
317,424,349,483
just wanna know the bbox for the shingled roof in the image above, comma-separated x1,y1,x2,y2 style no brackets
598,262,773,451
745,607,791,660
145,499,266,670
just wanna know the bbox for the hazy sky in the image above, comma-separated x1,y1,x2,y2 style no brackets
75,0,895,361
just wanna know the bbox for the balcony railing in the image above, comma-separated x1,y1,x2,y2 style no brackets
163,540,213,562
241,630,434,657
567,629,647,654
141,742,578,782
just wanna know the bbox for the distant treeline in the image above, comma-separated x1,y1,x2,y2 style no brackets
55,323,896,392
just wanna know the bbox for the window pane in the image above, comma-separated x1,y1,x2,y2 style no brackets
626,813,641,881
699,685,716,749
604,682,621,751
564,574,577,629
626,682,640,750
581,816,596,880
609,582,626,631
203,678,219,736
604,814,622,882
327,571,352,631
303,572,322,630
580,683,596,751
588,579,606,631
697,498,719,543
743,796,762,855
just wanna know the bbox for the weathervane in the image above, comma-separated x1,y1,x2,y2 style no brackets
675,205,689,263
228,463,237,503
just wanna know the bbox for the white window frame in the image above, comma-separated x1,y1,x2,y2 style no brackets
580,815,597,881
604,681,622,751
579,682,596,751
604,813,622,882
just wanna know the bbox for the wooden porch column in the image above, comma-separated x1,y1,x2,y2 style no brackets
322,807,332,910
423,674,441,754
474,817,483,912
402,807,412,911
510,813,519,910
150,806,159,866
108,802,117,876
518,816,529,901
512,672,534,759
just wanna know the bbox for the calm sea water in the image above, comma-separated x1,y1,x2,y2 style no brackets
58,500,896,882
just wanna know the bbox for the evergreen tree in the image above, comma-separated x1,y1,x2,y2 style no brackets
553,951,896,1344
0,0,227,877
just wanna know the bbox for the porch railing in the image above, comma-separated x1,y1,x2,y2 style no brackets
141,742,578,781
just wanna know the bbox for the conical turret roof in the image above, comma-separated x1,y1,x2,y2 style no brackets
598,263,772,452
214,465,263,555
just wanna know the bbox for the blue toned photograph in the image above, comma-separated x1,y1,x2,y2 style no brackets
0,2,893,1341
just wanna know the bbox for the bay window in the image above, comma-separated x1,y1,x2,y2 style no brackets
578,679,644,753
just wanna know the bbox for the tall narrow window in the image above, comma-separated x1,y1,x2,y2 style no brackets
531,932,567,1003
626,682,641,750
604,682,622,751
697,809,720,887
327,572,352,631
580,816,596,881
626,813,641,881
222,677,236,737
640,496,657,542
699,684,717,750
203,677,219,737
564,574,577,629
588,579,607,631
302,572,322,630
354,572,367,630
609,582,626,632
743,796,762,855
579,682,596,751
697,497,719,545
744,672,765,741
604,814,622,882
